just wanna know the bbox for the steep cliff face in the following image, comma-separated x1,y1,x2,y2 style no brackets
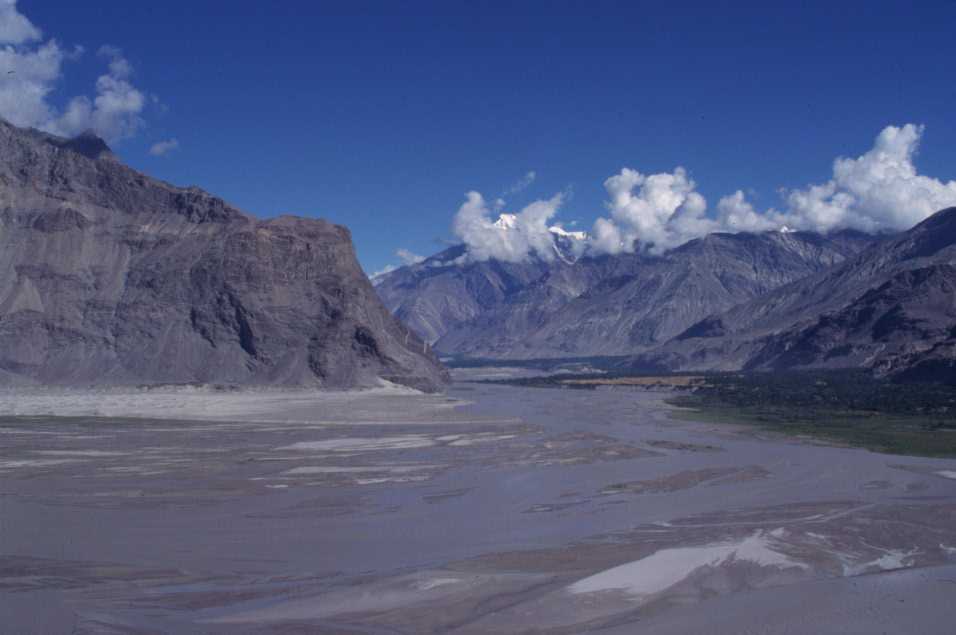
375,230,874,359
0,120,448,390
635,207,956,380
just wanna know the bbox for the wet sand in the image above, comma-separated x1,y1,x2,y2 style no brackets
2,380,956,633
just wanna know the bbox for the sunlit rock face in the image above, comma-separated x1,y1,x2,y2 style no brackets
0,119,448,390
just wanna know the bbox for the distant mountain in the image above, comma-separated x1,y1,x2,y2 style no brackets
375,228,875,359
0,119,447,390
636,207,956,381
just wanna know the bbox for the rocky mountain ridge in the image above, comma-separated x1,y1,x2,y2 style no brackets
375,229,876,359
634,207,956,381
0,119,448,390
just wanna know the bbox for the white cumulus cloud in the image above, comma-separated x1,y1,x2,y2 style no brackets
452,191,565,263
590,167,713,254
0,2,153,144
0,0,40,45
586,124,956,256
715,190,778,233
53,45,146,142
433,124,955,265
149,138,180,157
748,124,956,234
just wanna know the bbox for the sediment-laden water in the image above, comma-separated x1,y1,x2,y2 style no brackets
2,380,956,633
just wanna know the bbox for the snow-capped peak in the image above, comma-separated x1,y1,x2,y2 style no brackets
492,214,588,241
493,213,519,230
489,213,588,263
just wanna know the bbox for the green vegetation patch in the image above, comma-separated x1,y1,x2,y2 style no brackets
669,370,956,458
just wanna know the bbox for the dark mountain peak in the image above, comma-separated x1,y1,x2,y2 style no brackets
675,231,739,250
670,229,861,265
424,244,467,267
679,230,799,254
893,207,956,260
907,206,956,240
0,120,113,160
54,129,113,160
828,227,879,241
914,206,956,229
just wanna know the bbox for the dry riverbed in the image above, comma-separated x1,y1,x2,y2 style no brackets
2,379,956,633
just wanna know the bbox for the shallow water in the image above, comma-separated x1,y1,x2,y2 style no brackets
2,381,956,633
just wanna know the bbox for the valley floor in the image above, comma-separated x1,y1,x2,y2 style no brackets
2,377,956,633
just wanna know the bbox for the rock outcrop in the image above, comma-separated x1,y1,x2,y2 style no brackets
0,120,448,390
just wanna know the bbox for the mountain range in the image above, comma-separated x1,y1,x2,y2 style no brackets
0,119,447,390
375,229,875,359
3,118,950,389
636,207,956,381
376,206,956,381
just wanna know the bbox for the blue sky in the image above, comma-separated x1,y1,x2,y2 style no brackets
7,1,956,272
